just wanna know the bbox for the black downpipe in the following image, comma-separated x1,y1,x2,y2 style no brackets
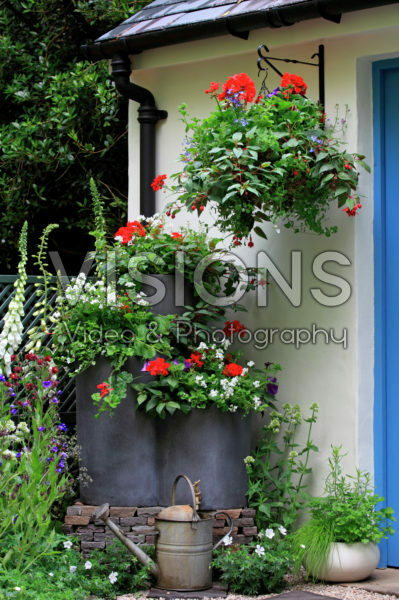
111,54,167,217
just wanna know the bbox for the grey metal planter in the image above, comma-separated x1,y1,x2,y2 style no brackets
156,408,251,509
76,274,252,508
76,356,158,506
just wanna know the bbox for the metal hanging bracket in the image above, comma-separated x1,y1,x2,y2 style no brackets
257,43,325,108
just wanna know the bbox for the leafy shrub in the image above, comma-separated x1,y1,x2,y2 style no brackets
212,527,292,595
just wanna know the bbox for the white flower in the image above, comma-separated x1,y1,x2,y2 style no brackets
253,381,260,388
49,572,54,577
254,399,262,410
14,587,21,591
242,368,248,376
247,360,255,367
254,544,265,557
228,405,238,413
265,528,275,539
215,349,224,360
63,540,73,549
114,235,123,242
209,390,218,398
197,342,208,351
69,565,77,573
195,375,203,384
109,571,118,584
257,531,264,539
300,544,306,549
223,535,233,546
278,526,287,536
84,560,92,570
17,422,29,434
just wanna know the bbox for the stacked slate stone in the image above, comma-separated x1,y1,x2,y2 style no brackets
63,503,258,554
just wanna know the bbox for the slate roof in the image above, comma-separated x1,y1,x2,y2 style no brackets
83,0,399,59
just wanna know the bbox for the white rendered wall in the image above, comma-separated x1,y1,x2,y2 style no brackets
125,4,399,494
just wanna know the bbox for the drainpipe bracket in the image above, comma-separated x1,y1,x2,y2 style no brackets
138,105,168,124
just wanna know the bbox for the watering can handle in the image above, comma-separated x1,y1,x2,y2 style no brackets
171,474,200,522
213,512,234,550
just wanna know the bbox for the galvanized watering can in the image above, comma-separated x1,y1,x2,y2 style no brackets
93,475,233,591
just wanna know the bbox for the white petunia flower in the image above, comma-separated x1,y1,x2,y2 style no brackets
278,525,287,536
265,528,275,539
84,560,92,570
197,342,208,351
223,535,233,546
63,540,73,549
247,360,255,367
253,381,260,388
14,587,21,592
254,399,262,410
114,235,123,242
228,405,238,413
69,565,77,573
300,544,306,549
209,390,218,398
109,571,118,584
254,544,265,557
49,572,54,577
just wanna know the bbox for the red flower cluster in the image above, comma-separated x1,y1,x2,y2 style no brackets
223,320,246,336
171,232,183,240
186,352,204,368
151,174,167,191
205,81,220,95
97,382,113,398
218,73,256,104
114,220,146,244
146,357,170,376
280,72,307,96
344,202,362,216
223,362,243,377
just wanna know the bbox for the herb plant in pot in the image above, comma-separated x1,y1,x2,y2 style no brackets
294,446,395,582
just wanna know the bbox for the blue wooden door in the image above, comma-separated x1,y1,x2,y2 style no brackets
374,60,399,568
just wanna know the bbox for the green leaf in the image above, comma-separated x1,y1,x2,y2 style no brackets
254,226,267,240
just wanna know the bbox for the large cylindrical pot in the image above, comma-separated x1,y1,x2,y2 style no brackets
76,356,158,506
141,273,193,316
308,542,380,582
157,407,252,509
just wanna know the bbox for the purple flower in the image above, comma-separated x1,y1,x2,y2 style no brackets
45,480,50,486
183,359,191,371
10,405,17,415
240,118,247,126
0,460,2,467
141,361,150,372
0,374,5,382
46,457,53,463
52,398,59,404
58,423,67,433
234,119,239,124
42,380,52,388
13,515,18,524
267,87,280,98
16,452,21,460
264,362,273,368
37,426,45,432
267,377,279,396
173,359,179,366
52,446,58,453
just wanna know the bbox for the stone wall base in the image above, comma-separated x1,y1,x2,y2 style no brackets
62,503,257,554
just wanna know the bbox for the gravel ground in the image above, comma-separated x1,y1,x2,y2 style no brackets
115,580,399,600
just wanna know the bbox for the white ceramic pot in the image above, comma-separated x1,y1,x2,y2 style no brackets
309,542,380,582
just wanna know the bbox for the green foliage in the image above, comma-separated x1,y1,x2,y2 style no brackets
0,0,151,272
171,79,369,242
246,402,319,531
0,356,70,573
0,538,153,599
293,446,396,577
212,529,292,595
133,343,281,418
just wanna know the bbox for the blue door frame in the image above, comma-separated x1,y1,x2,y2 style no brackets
373,57,399,568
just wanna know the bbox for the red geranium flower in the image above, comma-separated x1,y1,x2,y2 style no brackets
280,72,307,96
223,363,244,377
343,203,362,216
97,382,113,398
223,320,246,336
186,352,204,368
114,220,146,244
146,357,170,376
205,81,220,95
171,232,183,240
151,174,167,191
218,73,256,104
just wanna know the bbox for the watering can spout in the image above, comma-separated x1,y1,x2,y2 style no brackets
92,503,159,577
